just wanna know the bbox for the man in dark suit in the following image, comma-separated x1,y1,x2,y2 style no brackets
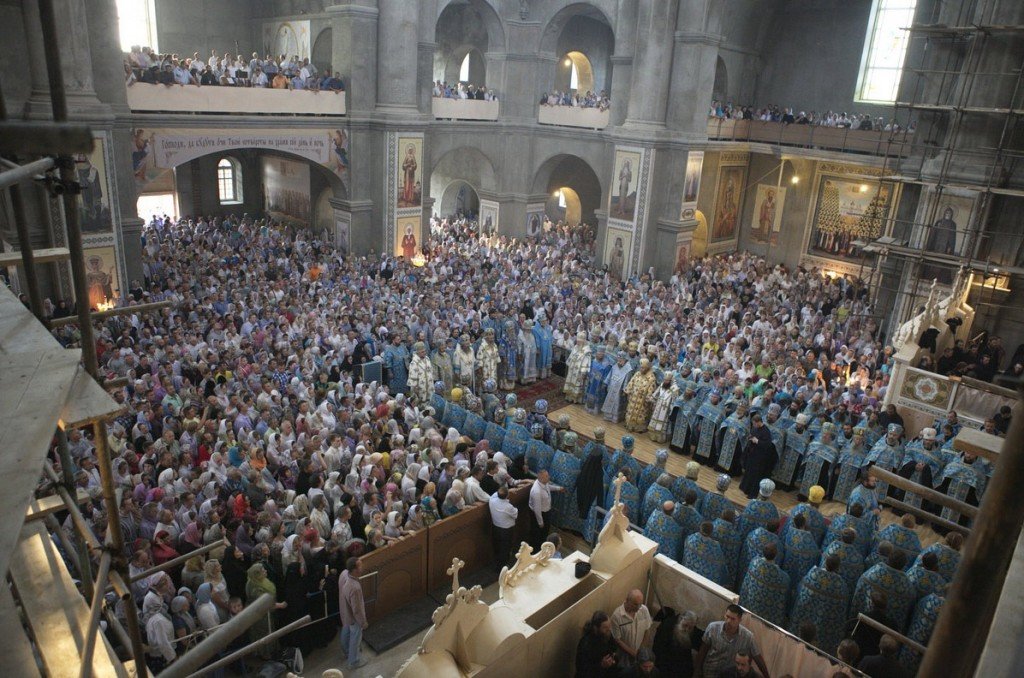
858,634,911,678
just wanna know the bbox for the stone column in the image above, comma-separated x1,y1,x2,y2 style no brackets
623,0,678,129
328,2,379,115
376,0,421,114
609,0,637,127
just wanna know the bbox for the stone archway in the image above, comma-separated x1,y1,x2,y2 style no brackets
434,0,505,86
439,180,481,217
531,152,604,225
429,145,498,219
539,2,616,95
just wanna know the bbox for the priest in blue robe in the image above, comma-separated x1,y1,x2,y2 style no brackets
739,543,790,627
644,500,683,558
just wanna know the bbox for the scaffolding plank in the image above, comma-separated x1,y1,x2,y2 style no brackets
25,490,90,522
0,348,80,580
59,367,124,430
9,522,123,678
953,427,1004,462
0,285,60,356
0,587,41,678
0,248,70,267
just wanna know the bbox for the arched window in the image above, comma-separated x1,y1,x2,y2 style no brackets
558,189,567,209
217,157,243,204
856,0,918,103
115,0,158,52
459,53,471,83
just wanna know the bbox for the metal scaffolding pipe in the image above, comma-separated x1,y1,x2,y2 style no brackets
128,539,228,584
0,157,56,192
157,593,277,678
49,299,174,327
8,183,45,320
184,615,311,678
79,551,112,678
919,393,1024,676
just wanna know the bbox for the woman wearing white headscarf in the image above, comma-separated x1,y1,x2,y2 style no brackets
384,510,404,541
401,463,421,496
170,595,198,652
143,590,176,670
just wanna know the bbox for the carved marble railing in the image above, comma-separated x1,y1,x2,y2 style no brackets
126,82,346,116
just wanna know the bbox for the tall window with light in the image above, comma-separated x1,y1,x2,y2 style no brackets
217,158,242,205
459,54,470,83
855,0,918,104
115,0,158,52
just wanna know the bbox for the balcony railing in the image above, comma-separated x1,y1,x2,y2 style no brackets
537,105,609,129
126,82,346,116
706,118,913,157
431,97,499,121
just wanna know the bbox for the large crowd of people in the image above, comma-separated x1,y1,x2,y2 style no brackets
541,89,611,110
40,205,1010,676
432,81,499,101
124,46,344,91
708,100,914,133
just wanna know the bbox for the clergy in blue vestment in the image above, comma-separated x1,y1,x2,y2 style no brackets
907,551,949,601
674,489,704,547
773,413,811,489
716,401,750,475
935,452,987,525
739,544,790,627
670,385,700,453
789,555,849,656
865,423,905,498
899,593,943,673
604,435,642,489
713,509,743,590
781,485,828,546
526,398,555,446
532,316,555,379
852,551,916,632
502,409,530,462
525,424,555,475
638,448,670,500
848,475,881,533
799,423,839,498
738,479,780,541
481,379,502,422
694,391,726,464
601,352,634,423
641,473,675,528
583,346,612,414
821,528,865,605
644,500,683,558
672,461,706,508
430,383,447,421
483,408,506,453
913,532,963,582
549,432,583,532
443,391,469,431
382,335,410,394
825,503,872,556
782,512,822,599
897,427,951,511
683,521,728,587
832,428,871,503
498,319,519,391
701,473,733,524
463,408,488,442
874,514,921,568
741,526,782,577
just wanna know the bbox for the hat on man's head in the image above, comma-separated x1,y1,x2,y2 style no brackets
808,485,826,504
759,479,776,498
921,427,937,441
685,461,701,480
593,427,606,441
716,473,730,491
621,435,635,450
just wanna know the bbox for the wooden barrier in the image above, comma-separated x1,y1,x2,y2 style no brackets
358,527,428,624
705,118,914,157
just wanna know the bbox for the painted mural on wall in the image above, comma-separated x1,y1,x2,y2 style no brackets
479,200,499,235
919,191,977,285
395,215,421,259
262,20,311,60
83,246,119,309
132,127,350,191
673,235,691,276
609,149,641,222
262,156,311,223
711,164,745,241
334,212,351,257
77,136,113,233
397,137,423,209
750,185,787,245
526,204,545,238
604,226,632,281
807,177,893,263
680,150,704,220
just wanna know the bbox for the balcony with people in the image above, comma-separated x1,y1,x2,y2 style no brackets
123,45,346,116
536,7,614,130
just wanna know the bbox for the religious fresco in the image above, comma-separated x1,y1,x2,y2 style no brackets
262,156,311,223
77,136,114,233
806,176,894,264
479,200,499,234
673,235,691,276
711,164,745,241
750,184,787,245
919,190,977,285
609,149,641,222
680,150,704,220
262,20,311,60
525,204,545,238
82,246,120,309
334,212,351,257
396,137,423,209
395,215,421,259
604,226,632,280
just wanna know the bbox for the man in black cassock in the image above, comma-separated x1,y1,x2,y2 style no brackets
739,412,779,498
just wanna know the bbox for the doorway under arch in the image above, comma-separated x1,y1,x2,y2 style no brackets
531,153,603,226
439,181,481,218
546,187,581,225
556,51,594,93
541,4,615,95
312,28,333,74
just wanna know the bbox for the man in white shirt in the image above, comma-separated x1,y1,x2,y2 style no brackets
488,485,517,570
528,469,563,550
610,589,653,669
464,465,491,504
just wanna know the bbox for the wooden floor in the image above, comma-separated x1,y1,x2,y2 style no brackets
550,404,942,547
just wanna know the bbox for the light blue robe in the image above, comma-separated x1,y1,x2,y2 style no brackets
782,528,822,599
683,533,728,587
900,594,943,673
866,437,904,498
833,439,871,503
907,565,948,601
783,504,827,546
937,459,986,524
583,356,612,413
604,450,642,489
532,323,554,375
382,344,410,393
671,396,701,450
694,401,726,462
701,491,732,524
673,503,704,549
483,422,506,452
638,463,667,502
716,413,750,472
549,451,583,532
712,518,743,590
821,540,865,605
741,527,783,576
671,477,706,508
644,509,683,558
526,439,555,475
740,557,790,627
463,412,487,442
601,362,634,422
852,563,916,632
641,484,674,528
738,498,780,542
799,439,838,498
913,543,960,582
790,566,849,655
874,523,921,568
825,513,872,556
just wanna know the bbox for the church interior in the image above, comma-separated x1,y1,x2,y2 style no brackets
0,0,1022,676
